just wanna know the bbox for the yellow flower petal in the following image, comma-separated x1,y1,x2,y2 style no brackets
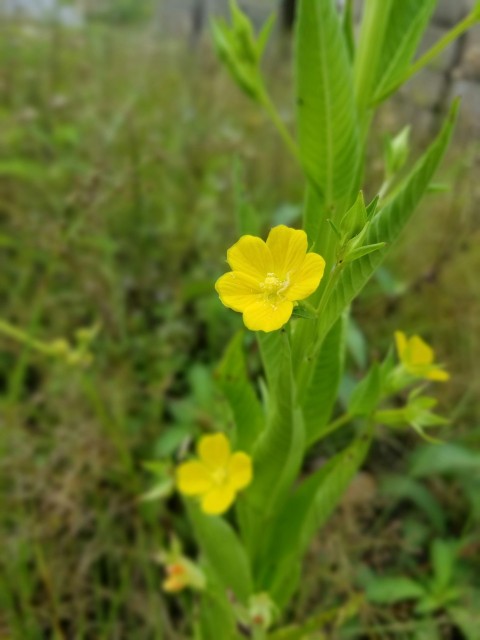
266,225,308,278
286,252,325,301
176,461,212,496
242,298,293,332
201,485,236,515
228,452,253,491
227,235,273,281
426,367,450,382
394,331,407,360
215,271,261,312
408,335,434,367
163,575,186,593
198,433,231,470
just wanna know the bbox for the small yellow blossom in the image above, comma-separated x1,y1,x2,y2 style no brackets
162,557,206,593
215,225,325,332
176,433,252,515
395,331,449,381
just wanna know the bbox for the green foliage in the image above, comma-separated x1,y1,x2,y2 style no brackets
257,431,371,608
216,331,265,451
371,0,437,103
302,315,346,445
248,333,305,519
319,99,459,341
188,504,253,604
2,0,479,638
211,0,275,101
295,0,359,208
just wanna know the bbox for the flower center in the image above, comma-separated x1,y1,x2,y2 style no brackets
211,466,228,486
260,272,290,304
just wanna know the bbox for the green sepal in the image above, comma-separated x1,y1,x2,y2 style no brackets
341,242,386,265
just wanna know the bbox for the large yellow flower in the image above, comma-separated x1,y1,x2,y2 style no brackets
176,433,252,515
395,331,449,381
215,225,326,332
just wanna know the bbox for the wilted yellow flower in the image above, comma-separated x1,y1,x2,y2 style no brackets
394,331,449,381
176,433,252,515
162,557,206,593
215,225,325,332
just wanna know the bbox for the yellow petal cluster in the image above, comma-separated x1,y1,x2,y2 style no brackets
215,225,326,332
176,433,252,515
395,331,449,381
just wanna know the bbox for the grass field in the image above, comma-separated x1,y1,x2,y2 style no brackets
0,17,480,639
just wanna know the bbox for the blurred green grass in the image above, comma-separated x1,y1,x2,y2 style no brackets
0,16,479,639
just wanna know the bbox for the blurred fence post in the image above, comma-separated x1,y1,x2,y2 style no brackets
280,0,296,32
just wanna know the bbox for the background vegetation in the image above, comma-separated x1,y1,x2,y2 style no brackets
0,9,479,639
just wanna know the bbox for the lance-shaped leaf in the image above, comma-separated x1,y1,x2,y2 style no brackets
216,331,265,452
258,432,372,607
247,333,305,519
372,0,437,104
187,503,253,604
295,0,360,204
318,99,459,342
302,314,347,446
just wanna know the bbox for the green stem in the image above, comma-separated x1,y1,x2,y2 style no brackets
260,91,301,166
320,412,353,439
375,9,480,104
0,319,51,355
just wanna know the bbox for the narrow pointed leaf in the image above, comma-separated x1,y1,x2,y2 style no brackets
216,331,265,451
372,0,437,103
303,314,346,445
318,100,459,341
248,334,304,517
187,504,253,604
295,0,359,204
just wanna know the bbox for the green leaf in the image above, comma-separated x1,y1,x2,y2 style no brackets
248,334,305,518
409,443,480,478
295,0,360,205
430,539,457,593
257,330,285,391
372,0,437,104
302,315,346,445
291,304,317,320
318,99,459,341
366,576,426,604
342,242,386,264
187,504,253,604
260,432,371,606
348,363,382,417
299,431,371,549
380,475,446,533
216,331,265,452
196,587,239,640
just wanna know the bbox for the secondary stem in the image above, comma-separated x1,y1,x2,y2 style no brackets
260,92,301,166
320,412,353,439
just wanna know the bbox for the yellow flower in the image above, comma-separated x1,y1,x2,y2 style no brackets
176,433,253,515
162,557,206,593
394,331,449,381
215,225,326,332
